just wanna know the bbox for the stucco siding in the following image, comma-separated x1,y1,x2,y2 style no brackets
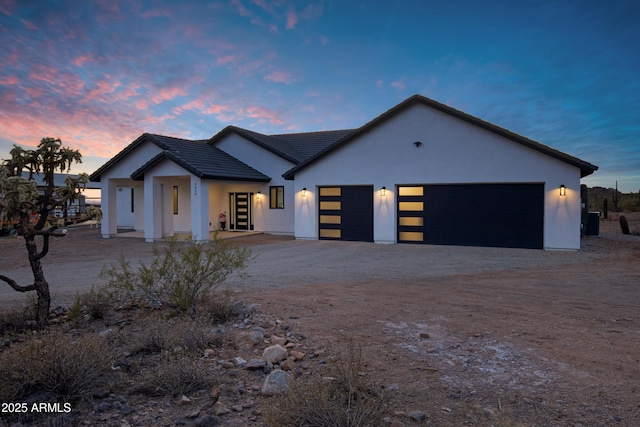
215,133,296,234
294,103,582,249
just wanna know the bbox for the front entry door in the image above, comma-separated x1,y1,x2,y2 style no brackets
233,193,252,230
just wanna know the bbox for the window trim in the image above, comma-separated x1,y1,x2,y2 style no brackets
269,186,284,209
172,186,179,215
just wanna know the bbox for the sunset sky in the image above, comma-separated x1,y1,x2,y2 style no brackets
1,0,638,191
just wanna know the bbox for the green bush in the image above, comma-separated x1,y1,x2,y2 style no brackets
101,234,251,317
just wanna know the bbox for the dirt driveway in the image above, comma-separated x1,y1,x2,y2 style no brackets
1,216,639,425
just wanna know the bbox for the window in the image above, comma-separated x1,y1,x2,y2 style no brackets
172,186,179,214
270,186,284,209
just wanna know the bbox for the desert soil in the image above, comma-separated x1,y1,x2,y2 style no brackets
0,212,639,426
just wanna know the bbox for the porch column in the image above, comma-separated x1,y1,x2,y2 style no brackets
100,179,117,238
144,177,162,242
190,176,209,242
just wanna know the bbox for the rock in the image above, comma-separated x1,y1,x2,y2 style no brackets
219,360,235,369
391,420,405,427
408,410,427,422
213,401,231,416
262,344,288,363
185,408,201,418
98,328,115,339
234,356,247,366
280,359,296,371
261,370,291,395
245,303,262,314
193,415,220,427
231,405,243,412
289,350,305,360
96,401,112,412
234,330,263,350
203,348,216,358
210,386,221,401
180,395,192,405
246,359,266,370
270,335,287,346
419,332,430,339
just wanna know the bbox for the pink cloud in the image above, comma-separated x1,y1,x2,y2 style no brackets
231,0,252,17
204,103,230,115
300,2,323,20
25,87,44,98
20,19,37,30
0,0,15,15
149,86,188,105
244,105,283,125
217,54,236,65
135,99,150,110
264,70,292,84
73,54,93,67
0,76,19,85
141,8,172,19
286,10,297,29
28,66,85,97
391,80,406,90
86,79,120,101
172,99,205,115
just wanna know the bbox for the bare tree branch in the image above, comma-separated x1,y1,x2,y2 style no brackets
0,274,36,292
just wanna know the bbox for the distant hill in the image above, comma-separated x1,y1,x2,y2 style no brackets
587,186,639,212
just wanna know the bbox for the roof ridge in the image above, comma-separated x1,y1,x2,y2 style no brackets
270,129,355,137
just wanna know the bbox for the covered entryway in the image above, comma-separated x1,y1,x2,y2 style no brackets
397,183,544,249
318,186,374,242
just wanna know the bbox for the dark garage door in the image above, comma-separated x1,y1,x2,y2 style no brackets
397,183,544,249
319,186,373,242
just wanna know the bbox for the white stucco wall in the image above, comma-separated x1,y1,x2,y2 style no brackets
214,133,297,234
99,141,163,237
294,103,583,250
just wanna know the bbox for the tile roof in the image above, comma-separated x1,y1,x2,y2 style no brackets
90,134,270,182
131,134,270,181
208,126,354,164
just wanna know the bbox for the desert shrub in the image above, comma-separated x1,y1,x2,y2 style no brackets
0,303,36,338
0,330,114,402
264,340,387,427
202,289,240,323
127,316,218,357
149,355,212,397
101,235,251,317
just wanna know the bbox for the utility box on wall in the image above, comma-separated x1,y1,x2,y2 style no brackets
586,211,600,236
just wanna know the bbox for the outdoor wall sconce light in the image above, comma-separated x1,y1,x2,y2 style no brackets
256,191,261,200
381,186,386,196
414,141,422,147
560,185,566,196
301,188,307,197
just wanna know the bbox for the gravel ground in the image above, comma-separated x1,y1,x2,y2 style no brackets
0,226,608,308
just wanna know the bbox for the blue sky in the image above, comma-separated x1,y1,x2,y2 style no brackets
1,0,638,191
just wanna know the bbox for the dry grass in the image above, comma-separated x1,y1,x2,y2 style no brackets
264,340,388,427
0,330,114,402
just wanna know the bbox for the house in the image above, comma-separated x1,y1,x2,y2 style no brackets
19,172,101,217
89,94,598,250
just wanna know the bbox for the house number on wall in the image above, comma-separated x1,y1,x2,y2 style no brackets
193,182,198,196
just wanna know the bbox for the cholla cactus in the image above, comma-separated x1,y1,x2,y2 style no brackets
0,137,85,329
